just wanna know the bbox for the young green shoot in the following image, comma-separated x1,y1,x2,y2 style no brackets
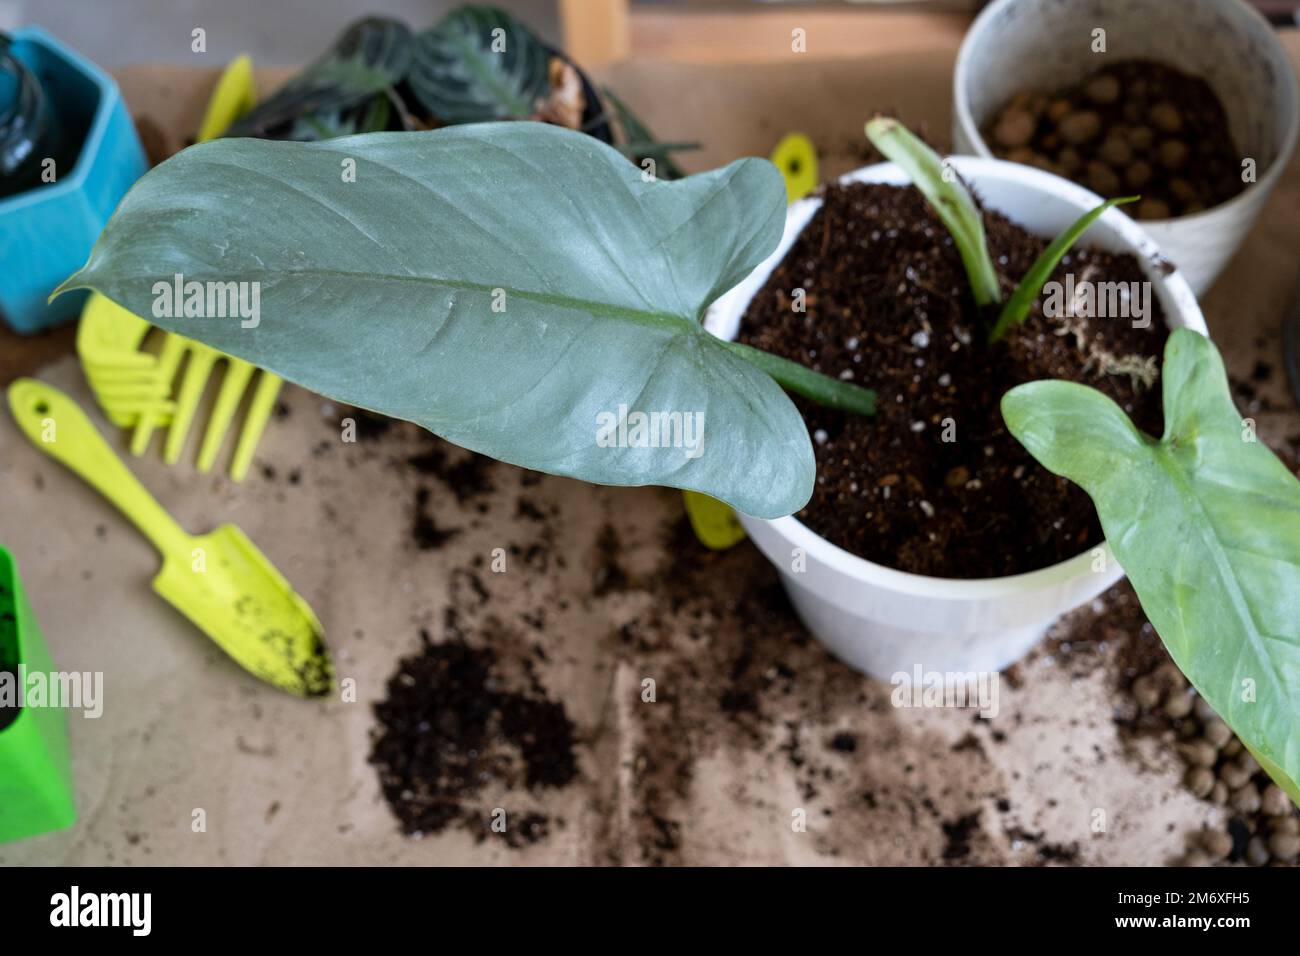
988,196,1139,343
864,116,1001,307
865,117,1139,346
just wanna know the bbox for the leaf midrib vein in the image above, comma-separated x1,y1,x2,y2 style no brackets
141,264,695,333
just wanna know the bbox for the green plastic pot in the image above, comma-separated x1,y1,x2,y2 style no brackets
0,544,76,843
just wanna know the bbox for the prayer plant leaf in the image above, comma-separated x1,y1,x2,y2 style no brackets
408,5,551,123
224,16,413,140
1003,328,1300,802
55,122,815,518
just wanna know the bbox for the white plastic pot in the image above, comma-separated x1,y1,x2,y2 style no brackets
952,0,1299,297
704,157,1207,679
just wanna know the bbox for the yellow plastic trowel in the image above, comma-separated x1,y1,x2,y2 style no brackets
8,378,333,698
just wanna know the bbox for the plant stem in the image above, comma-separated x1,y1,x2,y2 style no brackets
722,340,876,416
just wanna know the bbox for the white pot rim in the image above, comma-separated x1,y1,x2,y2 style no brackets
951,0,1300,228
718,155,1208,600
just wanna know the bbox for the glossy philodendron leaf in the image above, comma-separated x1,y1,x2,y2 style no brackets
408,6,550,123
56,122,813,518
1003,329,1300,802
224,17,413,140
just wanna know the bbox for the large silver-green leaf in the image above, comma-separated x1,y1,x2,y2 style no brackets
408,6,550,123
1003,329,1300,801
55,122,812,518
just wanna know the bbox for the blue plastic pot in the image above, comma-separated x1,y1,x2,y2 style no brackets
0,27,146,334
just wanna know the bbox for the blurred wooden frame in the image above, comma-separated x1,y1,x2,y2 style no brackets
558,0,975,65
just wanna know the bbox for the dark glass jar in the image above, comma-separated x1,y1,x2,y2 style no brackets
0,31,52,198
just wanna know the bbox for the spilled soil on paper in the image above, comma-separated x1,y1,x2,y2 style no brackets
368,610,579,847
340,332,1296,867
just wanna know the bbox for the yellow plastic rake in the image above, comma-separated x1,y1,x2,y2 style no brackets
75,54,278,482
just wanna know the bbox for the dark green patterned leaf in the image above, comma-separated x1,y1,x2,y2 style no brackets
225,17,412,140
408,6,550,123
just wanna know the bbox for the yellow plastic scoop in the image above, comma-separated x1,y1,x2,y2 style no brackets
7,379,333,698
197,53,256,142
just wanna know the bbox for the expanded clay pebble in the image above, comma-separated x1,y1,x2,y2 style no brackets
1203,719,1234,749
981,60,1246,220
1163,690,1194,719
1156,691,1296,864
993,108,1035,149
1193,696,1217,723
1269,832,1300,863
1263,785,1294,817
1132,675,1161,710
1058,110,1102,145
1085,74,1121,105
1150,102,1183,133
1246,837,1271,867
1199,828,1233,860
1107,615,1298,867
1219,759,1254,791
1179,740,1217,768
1230,786,1261,816
1185,766,1215,799
1273,816,1300,835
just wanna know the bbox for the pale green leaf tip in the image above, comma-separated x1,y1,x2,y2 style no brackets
999,379,1094,451
1164,327,1215,384
1168,325,1206,350
999,382,1038,432
864,116,896,138
752,154,789,198
48,267,90,304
